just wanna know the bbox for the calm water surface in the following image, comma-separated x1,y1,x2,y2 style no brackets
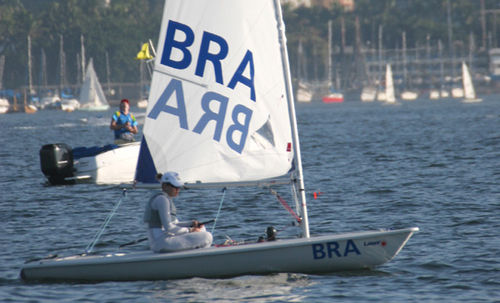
1,96,499,302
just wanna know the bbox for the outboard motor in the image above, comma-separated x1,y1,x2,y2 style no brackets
39,143,75,185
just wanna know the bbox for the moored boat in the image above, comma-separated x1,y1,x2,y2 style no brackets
39,142,140,185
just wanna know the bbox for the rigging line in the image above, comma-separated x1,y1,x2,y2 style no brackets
290,182,301,219
85,189,127,254
211,187,227,236
270,188,302,223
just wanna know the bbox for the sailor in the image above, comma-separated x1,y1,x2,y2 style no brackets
143,172,213,253
110,99,138,144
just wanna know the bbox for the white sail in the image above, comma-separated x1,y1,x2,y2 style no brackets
385,64,396,103
136,0,294,185
462,61,481,102
79,59,110,111
462,62,475,99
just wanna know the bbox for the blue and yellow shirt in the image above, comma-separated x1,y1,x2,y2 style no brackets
112,111,138,139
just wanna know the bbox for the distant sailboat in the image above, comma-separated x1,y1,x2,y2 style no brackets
79,59,110,111
461,62,482,103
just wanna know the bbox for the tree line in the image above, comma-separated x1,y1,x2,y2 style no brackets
0,0,494,90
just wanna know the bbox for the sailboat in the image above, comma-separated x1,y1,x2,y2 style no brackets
79,59,110,111
461,61,482,103
21,0,418,282
384,64,397,104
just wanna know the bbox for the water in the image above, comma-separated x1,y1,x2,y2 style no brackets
1,97,499,302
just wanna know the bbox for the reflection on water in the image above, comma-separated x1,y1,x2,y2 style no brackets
146,274,310,302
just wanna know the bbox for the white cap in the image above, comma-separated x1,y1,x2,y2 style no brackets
160,172,183,187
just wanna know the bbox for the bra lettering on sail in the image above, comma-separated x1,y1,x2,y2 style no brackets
161,20,256,101
148,78,252,154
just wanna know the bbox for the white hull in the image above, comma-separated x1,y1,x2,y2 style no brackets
61,98,80,112
451,87,464,98
137,99,148,108
429,90,440,100
401,91,418,100
40,96,61,110
21,227,418,282
79,104,110,111
296,88,313,103
440,90,449,98
462,97,483,103
0,98,9,113
376,91,387,102
360,87,376,102
71,142,140,184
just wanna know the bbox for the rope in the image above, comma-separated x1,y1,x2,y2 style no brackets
270,189,302,223
85,189,127,254
211,187,226,236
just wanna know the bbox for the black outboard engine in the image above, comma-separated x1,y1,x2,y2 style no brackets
39,143,75,185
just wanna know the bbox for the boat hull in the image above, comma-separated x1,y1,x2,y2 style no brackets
40,142,140,185
322,94,344,103
71,142,140,184
21,227,418,282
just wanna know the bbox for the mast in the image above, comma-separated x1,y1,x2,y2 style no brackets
402,32,408,89
446,0,455,80
59,35,65,92
438,40,444,90
105,51,111,94
0,55,4,90
426,34,432,90
378,25,383,90
327,20,333,90
40,49,47,88
80,35,86,83
273,0,310,238
28,35,34,95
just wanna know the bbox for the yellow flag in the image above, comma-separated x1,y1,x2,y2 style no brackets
135,43,153,60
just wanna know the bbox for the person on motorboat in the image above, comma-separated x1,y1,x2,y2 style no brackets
110,98,138,144
143,172,213,253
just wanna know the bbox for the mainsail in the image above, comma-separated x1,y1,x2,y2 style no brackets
136,0,294,185
462,62,476,100
79,59,110,111
385,64,396,103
